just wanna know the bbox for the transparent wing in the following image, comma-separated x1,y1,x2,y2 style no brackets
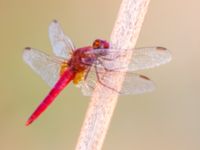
48,20,75,59
128,47,171,71
101,72,155,95
23,47,63,87
96,47,171,71
77,67,155,96
120,73,155,94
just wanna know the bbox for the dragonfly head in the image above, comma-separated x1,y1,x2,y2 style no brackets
92,39,109,49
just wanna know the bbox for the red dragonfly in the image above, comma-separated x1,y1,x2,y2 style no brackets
23,20,171,126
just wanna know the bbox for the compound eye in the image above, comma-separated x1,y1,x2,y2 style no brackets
92,39,101,49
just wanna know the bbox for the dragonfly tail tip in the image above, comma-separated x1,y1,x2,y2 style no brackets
25,119,33,126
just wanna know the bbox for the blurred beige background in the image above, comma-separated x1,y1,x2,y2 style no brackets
0,0,199,150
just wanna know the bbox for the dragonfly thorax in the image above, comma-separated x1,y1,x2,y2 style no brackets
69,46,93,72
69,39,110,73
62,39,111,84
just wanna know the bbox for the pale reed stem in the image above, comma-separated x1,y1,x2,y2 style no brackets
75,0,151,149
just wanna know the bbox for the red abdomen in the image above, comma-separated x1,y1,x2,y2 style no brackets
26,67,76,126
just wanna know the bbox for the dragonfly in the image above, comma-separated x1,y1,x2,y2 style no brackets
23,20,171,126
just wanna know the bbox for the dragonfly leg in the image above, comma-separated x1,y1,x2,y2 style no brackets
84,67,91,80
94,65,121,93
80,60,94,67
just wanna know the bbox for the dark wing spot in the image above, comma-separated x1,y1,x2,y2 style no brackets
139,75,150,80
52,19,58,23
156,47,167,51
25,47,31,50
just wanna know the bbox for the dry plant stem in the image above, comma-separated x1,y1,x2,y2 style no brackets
75,0,151,150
